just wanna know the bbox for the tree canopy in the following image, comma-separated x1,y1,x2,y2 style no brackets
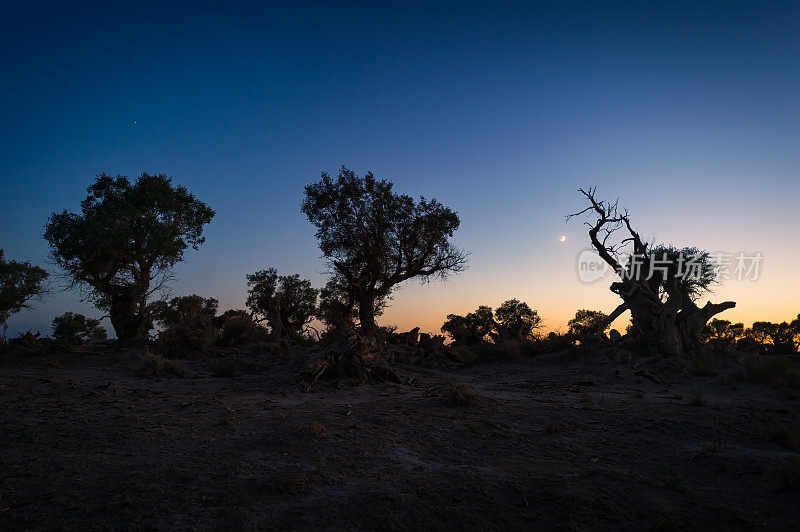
302,166,467,335
567,309,610,338
0,249,49,337
246,268,318,343
493,299,541,342
441,305,495,346
442,300,541,345
44,173,214,341
52,312,107,344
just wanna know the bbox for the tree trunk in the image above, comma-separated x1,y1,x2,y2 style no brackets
266,300,285,345
358,293,377,337
109,291,151,343
626,293,735,358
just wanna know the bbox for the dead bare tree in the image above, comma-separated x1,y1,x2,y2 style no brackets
568,187,735,358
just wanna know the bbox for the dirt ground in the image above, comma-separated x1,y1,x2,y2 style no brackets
1,346,799,530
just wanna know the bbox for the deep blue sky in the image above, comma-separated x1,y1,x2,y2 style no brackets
2,1,799,336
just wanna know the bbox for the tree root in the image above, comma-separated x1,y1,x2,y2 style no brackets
295,334,405,390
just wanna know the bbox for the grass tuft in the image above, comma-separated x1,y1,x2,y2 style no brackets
137,348,184,379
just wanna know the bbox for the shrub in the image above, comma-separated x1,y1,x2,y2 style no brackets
567,309,609,342
52,312,107,344
443,382,483,407
475,340,523,362
137,348,184,378
441,306,494,346
215,309,269,346
744,354,800,388
152,295,220,355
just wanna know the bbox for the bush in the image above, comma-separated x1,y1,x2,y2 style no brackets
137,348,184,378
475,340,524,362
534,331,575,352
744,354,800,388
52,312,107,344
215,309,269,346
423,382,483,407
567,309,609,343
152,295,220,355
441,299,542,346
443,382,483,407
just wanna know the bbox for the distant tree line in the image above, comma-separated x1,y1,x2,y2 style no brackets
1,170,798,373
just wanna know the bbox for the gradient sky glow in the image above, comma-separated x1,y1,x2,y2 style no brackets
2,1,799,337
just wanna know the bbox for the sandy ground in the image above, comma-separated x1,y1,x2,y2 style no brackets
1,346,799,530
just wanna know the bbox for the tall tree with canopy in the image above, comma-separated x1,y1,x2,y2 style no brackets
492,299,542,343
568,187,735,358
0,250,49,339
441,305,495,346
568,309,611,339
441,300,541,345
246,268,318,344
44,173,214,342
301,166,468,337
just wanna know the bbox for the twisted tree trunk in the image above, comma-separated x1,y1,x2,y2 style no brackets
571,187,735,359
108,288,151,343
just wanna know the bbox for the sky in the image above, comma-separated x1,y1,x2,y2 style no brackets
1,1,799,338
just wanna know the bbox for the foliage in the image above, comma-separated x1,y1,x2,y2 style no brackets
51,312,107,344
215,309,269,345
441,305,494,346
744,317,800,355
151,295,220,355
568,188,735,357
441,299,541,347
492,299,542,342
648,245,717,301
442,383,483,407
743,353,800,388
246,268,318,342
44,173,214,341
302,166,467,335
567,309,609,338
137,348,184,379
0,250,49,337
700,318,745,352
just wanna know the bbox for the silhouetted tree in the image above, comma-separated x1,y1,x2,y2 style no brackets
44,173,214,342
700,318,743,351
151,294,220,354
492,299,541,342
745,319,799,355
441,305,494,345
568,309,610,338
441,300,541,345
246,268,318,344
302,166,468,337
214,309,269,346
0,250,49,339
52,312,107,344
568,187,735,358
